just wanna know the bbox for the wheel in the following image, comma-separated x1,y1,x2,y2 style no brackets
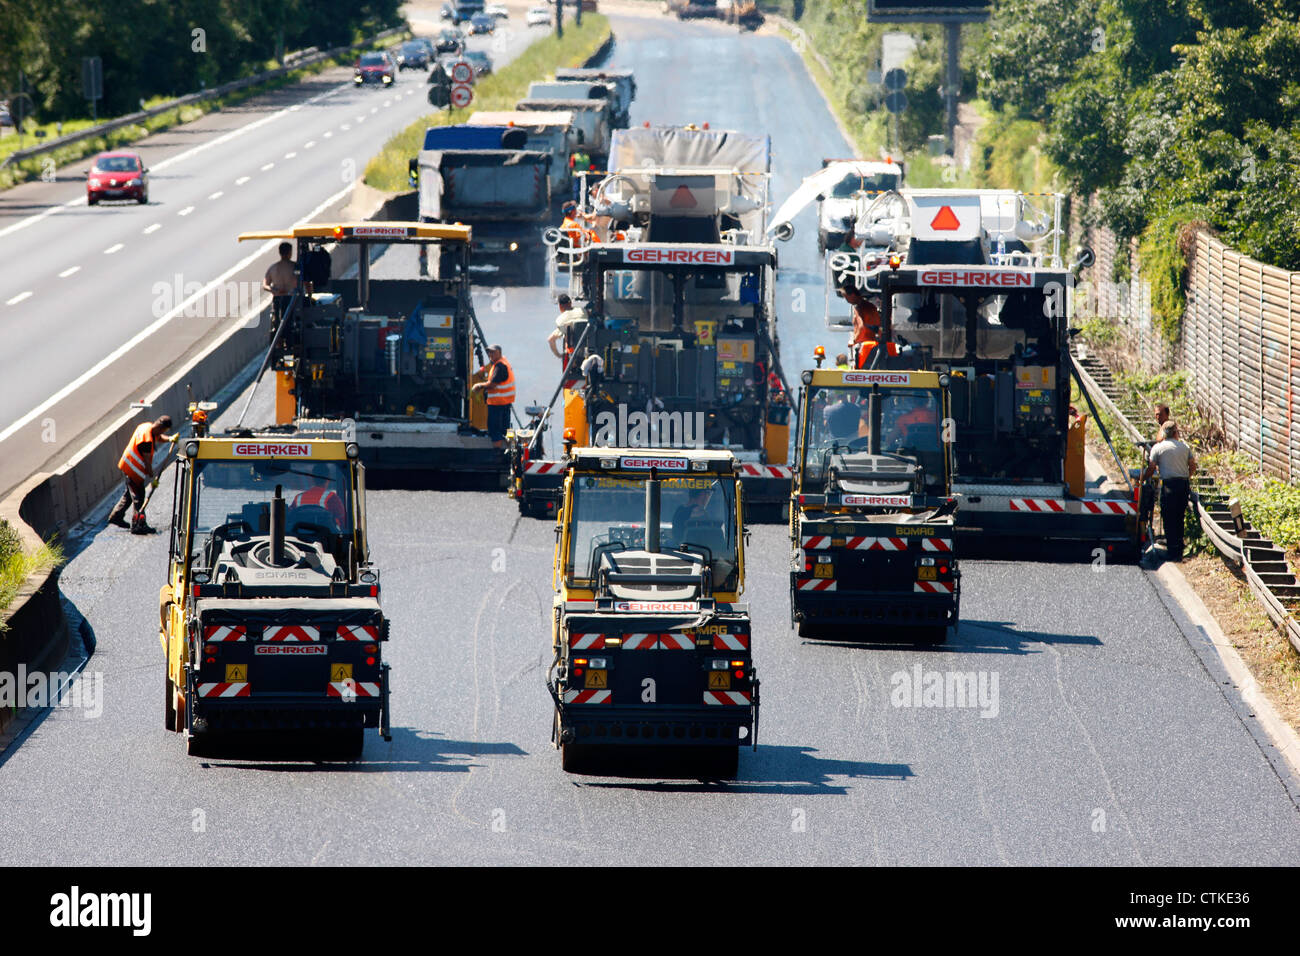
87,195,98,206
561,741,595,774
705,746,739,779
164,674,176,731
185,730,210,757
797,619,832,639
137,192,148,204
917,625,948,645
323,727,365,760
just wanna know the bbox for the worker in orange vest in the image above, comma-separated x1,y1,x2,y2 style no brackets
842,280,882,347
291,482,348,530
888,394,940,449
108,415,174,532
471,343,515,449
855,338,899,369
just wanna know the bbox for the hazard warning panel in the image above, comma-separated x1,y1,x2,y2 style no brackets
669,184,697,208
929,205,961,230
908,194,980,241
450,83,473,109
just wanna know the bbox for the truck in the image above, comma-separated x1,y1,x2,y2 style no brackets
836,189,1142,558
413,124,553,284
790,363,959,642
507,124,794,521
768,158,904,256
665,0,761,27
548,446,758,776
466,109,578,198
236,221,509,481
515,87,613,169
160,425,390,758
553,68,637,128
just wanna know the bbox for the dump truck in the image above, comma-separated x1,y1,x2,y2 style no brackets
790,363,959,642
412,124,553,284
549,446,758,777
159,425,390,758
834,189,1141,558
515,90,612,169
235,221,508,481
553,68,637,128
466,109,578,198
507,124,795,521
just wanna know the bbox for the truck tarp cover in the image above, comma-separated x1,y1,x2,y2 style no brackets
422,124,527,150
608,127,770,178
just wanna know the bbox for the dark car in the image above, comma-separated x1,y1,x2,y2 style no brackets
87,151,148,205
396,40,430,70
453,0,485,24
468,12,495,34
440,1,455,18
434,28,464,53
464,50,492,76
354,51,396,86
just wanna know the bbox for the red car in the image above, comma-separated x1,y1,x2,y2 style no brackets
87,151,148,205
354,51,396,86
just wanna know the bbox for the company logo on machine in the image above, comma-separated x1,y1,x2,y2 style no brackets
231,443,312,457
919,270,1034,288
619,456,688,470
613,600,700,613
842,494,911,507
624,247,735,265
842,371,912,385
254,645,328,656
350,225,410,238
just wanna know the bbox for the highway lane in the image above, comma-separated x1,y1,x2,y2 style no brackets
0,23,537,498
2,11,1298,866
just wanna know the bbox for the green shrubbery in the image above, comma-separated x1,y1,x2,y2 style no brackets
0,519,62,621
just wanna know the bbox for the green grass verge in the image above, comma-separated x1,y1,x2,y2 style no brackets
0,28,410,193
0,520,63,626
362,15,610,193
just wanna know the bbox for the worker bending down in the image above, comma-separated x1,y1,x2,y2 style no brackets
108,415,174,533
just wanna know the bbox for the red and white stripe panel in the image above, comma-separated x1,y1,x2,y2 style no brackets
1081,499,1137,515
197,682,250,698
712,632,750,651
659,633,695,651
920,537,953,552
868,537,908,551
264,625,321,643
914,581,956,594
621,632,661,650
337,624,378,642
703,691,751,706
796,578,837,592
203,625,246,642
327,680,381,698
569,632,606,650
1010,498,1066,513
564,689,612,704
737,464,793,478
801,535,830,550
525,460,566,475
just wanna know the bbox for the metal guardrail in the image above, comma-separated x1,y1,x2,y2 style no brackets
1,27,405,170
1074,344,1300,657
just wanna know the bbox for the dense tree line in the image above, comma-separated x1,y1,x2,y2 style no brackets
977,0,1300,269
0,0,403,120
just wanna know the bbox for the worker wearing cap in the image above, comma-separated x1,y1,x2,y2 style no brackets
472,344,515,449
108,415,174,532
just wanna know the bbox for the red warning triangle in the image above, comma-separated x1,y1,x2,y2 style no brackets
930,205,961,230
669,185,697,208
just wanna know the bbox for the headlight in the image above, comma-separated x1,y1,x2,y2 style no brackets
128,178,142,187
185,440,199,458
938,373,951,388
191,571,211,584
88,178,100,187
346,442,360,459
509,241,519,251
800,370,814,385
360,570,379,584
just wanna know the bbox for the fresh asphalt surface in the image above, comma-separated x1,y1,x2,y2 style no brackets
2,12,1299,865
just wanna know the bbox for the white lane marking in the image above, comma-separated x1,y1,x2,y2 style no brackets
355,115,365,122
341,124,351,131
0,80,345,242
208,191,223,200
235,175,250,186
104,243,124,254
261,163,274,171
177,206,194,217
6,291,32,305
0,180,357,444
323,130,333,138
58,266,80,278
370,106,378,114
143,223,161,234
304,140,316,149
284,151,297,159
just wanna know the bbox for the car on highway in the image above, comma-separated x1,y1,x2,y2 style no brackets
86,151,148,205
440,1,455,18
486,2,509,16
396,40,431,70
526,5,552,25
464,49,493,76
452,0,486,23
468,12,495,34
435,27,464,53
354,51,396,86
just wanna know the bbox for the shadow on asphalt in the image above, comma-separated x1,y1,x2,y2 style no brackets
801,619,1102,656
573,744,912,794
191,726,526,772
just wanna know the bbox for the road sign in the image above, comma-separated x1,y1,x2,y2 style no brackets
450,60,474,84
884,90,908,113
450,83,473,109
884,67,907,91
